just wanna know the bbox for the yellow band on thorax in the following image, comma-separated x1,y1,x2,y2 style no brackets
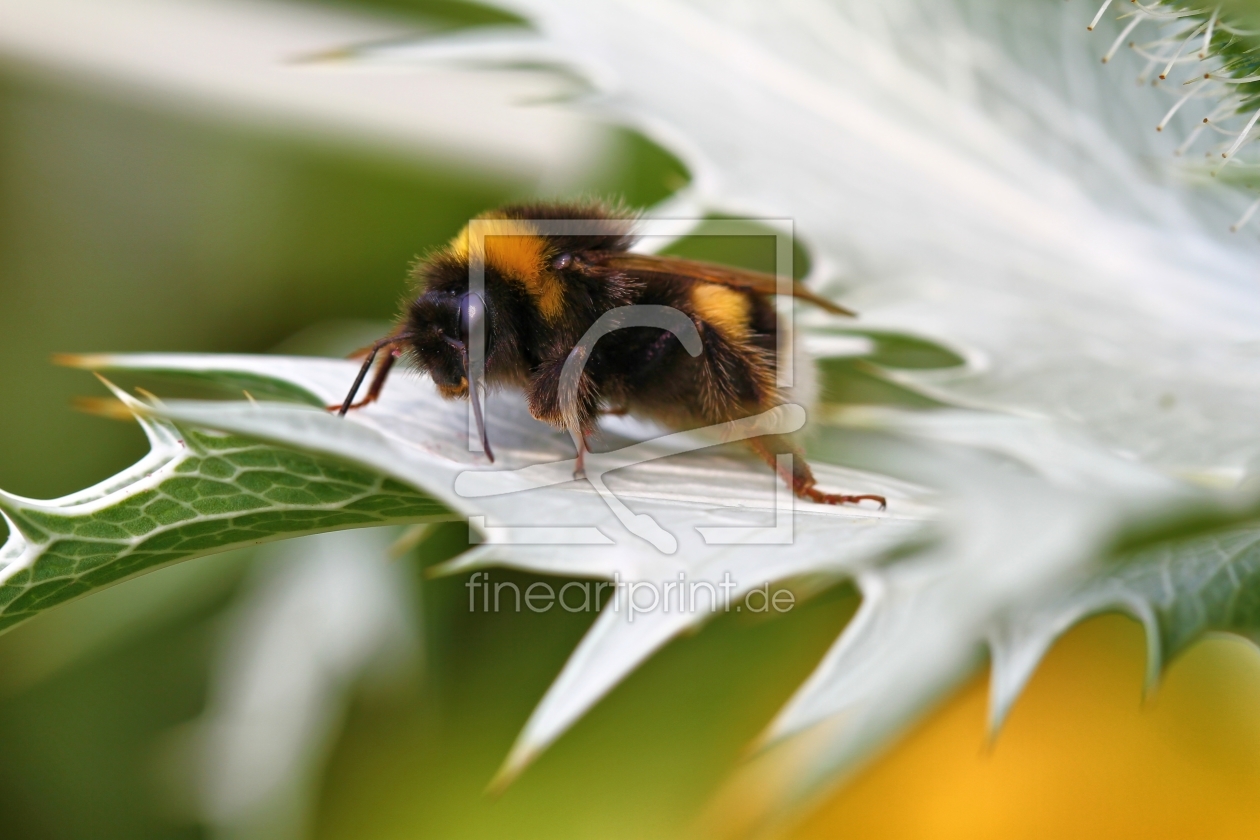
450,219,564,321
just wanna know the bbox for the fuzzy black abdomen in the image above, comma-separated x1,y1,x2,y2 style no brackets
598,304,779,429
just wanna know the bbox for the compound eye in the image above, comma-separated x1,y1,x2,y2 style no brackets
457,292,486,342
552,252,573,271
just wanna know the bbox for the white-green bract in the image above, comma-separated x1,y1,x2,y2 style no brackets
7,0,1260,833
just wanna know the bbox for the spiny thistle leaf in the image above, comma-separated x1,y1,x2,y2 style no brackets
50,353,922,790
0,376,453,634
990,516,1260,734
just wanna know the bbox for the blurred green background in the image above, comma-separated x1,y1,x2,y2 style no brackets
2,1,1260,839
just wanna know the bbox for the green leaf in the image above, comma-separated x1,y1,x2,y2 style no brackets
1124,526,1260,653
0,378,453,634
990,517,1260,736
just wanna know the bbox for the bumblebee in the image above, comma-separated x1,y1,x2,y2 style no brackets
337,201,885,508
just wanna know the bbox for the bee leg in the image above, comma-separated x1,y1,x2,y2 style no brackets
600,406,629,416
573,435,588,481
329,342,401,414
358,347,400,406
745,436,887,510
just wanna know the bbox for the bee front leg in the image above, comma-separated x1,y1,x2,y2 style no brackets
330,339,403,414
340,348,400,412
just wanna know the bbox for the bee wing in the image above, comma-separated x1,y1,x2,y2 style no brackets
600,253,856,316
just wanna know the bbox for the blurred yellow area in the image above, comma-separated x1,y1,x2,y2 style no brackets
793,615,1260,840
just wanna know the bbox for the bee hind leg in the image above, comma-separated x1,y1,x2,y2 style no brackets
745,436,886,510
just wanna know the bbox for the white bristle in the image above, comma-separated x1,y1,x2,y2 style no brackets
1222,105,1260,159
1230,195,1260,232
1103,14,1144,63
1199,7,1219,59
1159,22,1205,79
1175,122,1207,155
1157,86,1199,131
1088,0,1115,31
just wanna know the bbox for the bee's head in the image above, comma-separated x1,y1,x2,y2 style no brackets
403,284,498,461
404,288,483,399
401,201,637,456
405,201,636,380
